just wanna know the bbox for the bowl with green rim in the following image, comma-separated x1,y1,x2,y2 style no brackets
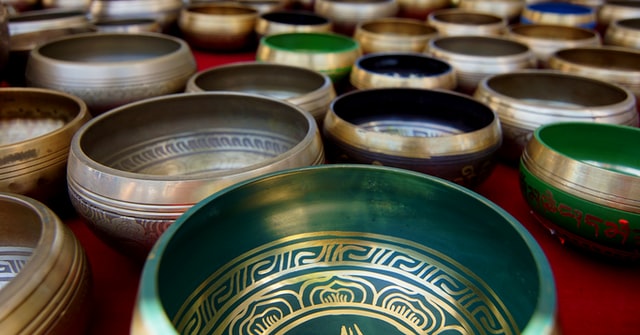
132,164,558,335
255,32,362,84
520,122,640,261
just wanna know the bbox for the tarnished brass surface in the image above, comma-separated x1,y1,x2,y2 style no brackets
0,192,92,335
458,0,524,21
354,17,437,54
314,0,399,35
395,0,449,20
598,0,640,28
94,18,162,33
89,0,182,32
427,8,507,36
255,10,332,37
605,18,640,50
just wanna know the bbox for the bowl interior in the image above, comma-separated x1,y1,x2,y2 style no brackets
357,53,452,77
511,24,596,40
262,32,359,53
432,11,503,24
360,19,435,36
618,17,640,29
536,122,640,177
0,198,38,290
527,2,593,14
78,94,311,176
554,48,640,71
261,11,330,25
142,165,554,334
37,33,181,63
433,36,529,57
188,4,257,16
332,88,494,137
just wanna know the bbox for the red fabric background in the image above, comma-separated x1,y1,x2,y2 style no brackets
66,50,640,335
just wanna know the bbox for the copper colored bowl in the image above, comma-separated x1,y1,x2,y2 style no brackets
353,17,438,54
0,192,92,335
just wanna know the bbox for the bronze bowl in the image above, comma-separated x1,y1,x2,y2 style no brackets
25,32,197,115
0,192,92,335
185,61,335,124
353,17,438,54
0,87,91,212
67,92,325,260
132,164,558,335
521,122,640,261
322,88,502,188
473,70,639,164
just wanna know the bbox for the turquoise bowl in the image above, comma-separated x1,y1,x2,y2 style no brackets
133,165,557,335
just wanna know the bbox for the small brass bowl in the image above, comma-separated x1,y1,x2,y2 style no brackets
0,87,91,211
67,92,324,259
395,0,450,20
322,88,502,188
604,18,640,49
132,164,557,335
0,192,92,335
256,32,361,83
349,52,457,90
458,0,525,22
89,0,183,32
255,10,332,37
353,17,438,54
178,3,259,51
25,32,197,115
547,46,640,101
185,61,336,123
520,122,640,260
598,0,640,30
427,8,508,36
314,0,399,35
507,23,601,66
425,35,536,94
520,1,596,29
473,70,639,163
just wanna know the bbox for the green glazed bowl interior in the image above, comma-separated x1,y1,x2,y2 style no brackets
261,32,359,53
136,165,556,335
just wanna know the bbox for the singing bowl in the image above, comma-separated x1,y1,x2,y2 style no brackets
520,1,596,29
25,32,197,115
256,32,361,82
0,192,91,335
424,35,536,94
457,0,525,21
349,52,457,90
67,92,324,259
185,61,335,123
426,8,508,37
395,0,449,20
520,122,640,260
89,0,183,32
604,18,640,50
0,5,8,73
597,0,640,29
313,0,399,35
93,18,162,33
353,17,438,54
0,87,91,210
132,164,558,335
255,10,332,37
547,46,640,100
506,23,601,66
7,8,90,36
322,88,502,188
178,3,259,51
473,70,639,164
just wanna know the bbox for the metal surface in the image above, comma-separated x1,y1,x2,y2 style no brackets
520,2,596,29
7,8,90,36
395,0,449,20
458,0,524,21
353,17,437,54
94,18,162,33
255,10,332,37
597,0,640,28
427,8,507,36
89,0,182,32
0,5,7,73
314,0,399,35
604,18,640,50
133,164,558,335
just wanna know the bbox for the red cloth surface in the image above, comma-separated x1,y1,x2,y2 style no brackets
65,50,640,335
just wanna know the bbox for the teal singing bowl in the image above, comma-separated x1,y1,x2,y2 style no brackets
133,165,557,335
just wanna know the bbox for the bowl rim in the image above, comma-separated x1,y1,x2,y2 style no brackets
549,45,640,76
259,31,360,54
135,164,557,335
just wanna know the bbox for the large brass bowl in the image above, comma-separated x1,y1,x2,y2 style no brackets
474,70,639,164
25,32,197,115
0,87,91,211
353,17,438,54
521,122,640,260
0,192,92,335
132,164,558,335
67,92,324,259
322,88,502,188
185,61,335,124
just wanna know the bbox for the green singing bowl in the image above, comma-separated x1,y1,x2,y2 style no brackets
520,122,640,260
133,164,557,335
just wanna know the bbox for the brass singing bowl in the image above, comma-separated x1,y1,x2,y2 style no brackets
427,8,508,36
547,46,640,100
178,3,259,51
457,0,524,21
520,1,596,29
256,32,361,83
604,18,640,50
89,0,183,32
7,8,90,36
598,0,640,30
25,32,197,115
255,10,332,37
353,17,438,54
521,122,640,260
185,61,335,124
67,92,324,260
506,23,601,66
314,0,399,36
94,18,162,33
132,164,558,335
425,35,536,94
41,0,91,10
474,70,639,164
323,88,502,188
0,87,91,211
349,52,457,90
395,0,450,20
0,192,92,335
